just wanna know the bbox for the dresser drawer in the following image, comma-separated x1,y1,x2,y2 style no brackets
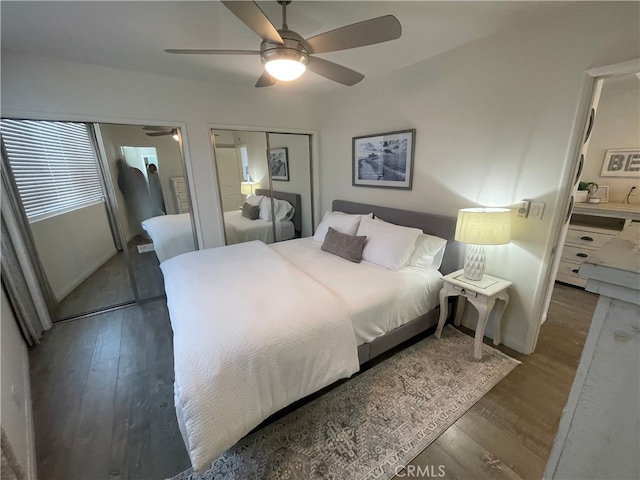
556,260,587,287
565,229,615,249
561,245,596,263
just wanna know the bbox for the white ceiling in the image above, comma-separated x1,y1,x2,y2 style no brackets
1,1,568,94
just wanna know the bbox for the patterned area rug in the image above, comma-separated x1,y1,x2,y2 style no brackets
171,326,519,480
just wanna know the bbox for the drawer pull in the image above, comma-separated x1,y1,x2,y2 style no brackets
580,236,594,242
460,288,466,294
576,253,588,258
572,268,580,274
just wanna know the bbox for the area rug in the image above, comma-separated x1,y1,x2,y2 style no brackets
171,326,520,480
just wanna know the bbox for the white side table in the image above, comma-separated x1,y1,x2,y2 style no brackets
435,269,512,360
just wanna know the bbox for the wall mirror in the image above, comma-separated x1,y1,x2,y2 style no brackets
212,129,313,245
1,119,196,321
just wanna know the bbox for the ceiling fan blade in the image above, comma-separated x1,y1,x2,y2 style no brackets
255,72,276,88
221,1,284,45
164,49,260,55
306,56,364,86
145,132,170,137
143,126,170,131
305,15,401,54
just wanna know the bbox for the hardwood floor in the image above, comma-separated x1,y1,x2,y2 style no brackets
29,283,597,479
56,236,164,321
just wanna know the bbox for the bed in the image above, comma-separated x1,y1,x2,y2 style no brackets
161,200,463,472
141,190,302,262
223,190,301,245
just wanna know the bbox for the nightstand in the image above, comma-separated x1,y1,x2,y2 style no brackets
435,269,512,360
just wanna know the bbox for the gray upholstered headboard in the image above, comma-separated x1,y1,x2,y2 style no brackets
255,189,302,235
332,200,464,275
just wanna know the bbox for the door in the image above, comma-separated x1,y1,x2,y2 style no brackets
216,147,243,212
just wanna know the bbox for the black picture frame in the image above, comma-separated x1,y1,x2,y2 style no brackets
269,147,289,181
352,129,415,189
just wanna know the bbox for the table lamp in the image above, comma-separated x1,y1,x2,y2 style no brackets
454,207,511,281
240,181,256,197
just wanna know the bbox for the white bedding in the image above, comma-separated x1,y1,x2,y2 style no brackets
224,210,295,245
161,241,359,473
141,214,195,264
271,238,443,345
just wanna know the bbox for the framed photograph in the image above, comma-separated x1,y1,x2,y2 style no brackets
352,129,415,189
269,147,289,181
600,149,640,178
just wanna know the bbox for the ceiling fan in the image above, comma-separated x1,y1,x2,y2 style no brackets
165,0,402,87
143,126,179,140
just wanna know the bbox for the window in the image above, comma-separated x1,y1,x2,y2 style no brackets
1,119,105,222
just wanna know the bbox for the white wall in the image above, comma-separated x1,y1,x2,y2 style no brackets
583,74,640,203
315,2,640,353
1,53,318,249
29,202,116,300
1,289,37,479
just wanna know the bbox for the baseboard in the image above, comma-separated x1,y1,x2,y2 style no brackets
55,248,117,301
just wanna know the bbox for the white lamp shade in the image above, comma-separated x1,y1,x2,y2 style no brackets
455,208,511,245
265,59,306,82
240,182,256,196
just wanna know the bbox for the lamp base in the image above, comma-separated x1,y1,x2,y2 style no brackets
463,244,486,281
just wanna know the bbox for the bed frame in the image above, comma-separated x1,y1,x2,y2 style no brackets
255,189,303,238
332,200,464,364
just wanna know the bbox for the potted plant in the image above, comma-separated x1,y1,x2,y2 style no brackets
576,181,598,203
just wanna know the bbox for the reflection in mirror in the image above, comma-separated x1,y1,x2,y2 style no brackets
98,124,196,300
267,132,313,239
1,119,196,321
213,129,312,245
1,119,135,320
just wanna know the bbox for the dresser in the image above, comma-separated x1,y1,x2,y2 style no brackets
170,176,190,214
557,202,637,287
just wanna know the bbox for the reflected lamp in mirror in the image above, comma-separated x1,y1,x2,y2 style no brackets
241,181,257,197
454,208,511,281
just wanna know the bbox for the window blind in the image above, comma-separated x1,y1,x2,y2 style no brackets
1,119,105,222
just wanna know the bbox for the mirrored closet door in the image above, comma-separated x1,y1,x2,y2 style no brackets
212,128,313,246
0,119,196,321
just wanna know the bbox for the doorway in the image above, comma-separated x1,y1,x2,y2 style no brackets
532,62,640,351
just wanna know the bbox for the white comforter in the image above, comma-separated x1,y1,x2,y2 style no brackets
271,238,443,345
161,241,359,472
141,213,195,263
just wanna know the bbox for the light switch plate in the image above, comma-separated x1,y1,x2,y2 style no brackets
530,201,545,220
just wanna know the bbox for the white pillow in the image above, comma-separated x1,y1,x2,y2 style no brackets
356,216,422,270
245,194,263,207
407,234,448,271
258,197,295,222
259,197,272,221
274,198,295,221
313,210,372,242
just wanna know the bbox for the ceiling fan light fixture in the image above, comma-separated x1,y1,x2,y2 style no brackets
265,58,306,81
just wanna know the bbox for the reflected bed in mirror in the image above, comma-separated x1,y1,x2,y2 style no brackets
141,191,301,263
226,189,301,245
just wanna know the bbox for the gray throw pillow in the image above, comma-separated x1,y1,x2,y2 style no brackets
321,227,367,263
242,202,260,220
